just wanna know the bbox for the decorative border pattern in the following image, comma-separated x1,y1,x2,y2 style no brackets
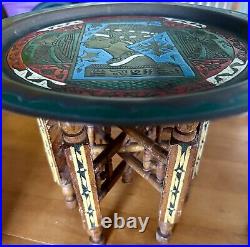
13,68,66,89
207,58,248,86
37,118,61,185
164,144,191,224
70,145,98,229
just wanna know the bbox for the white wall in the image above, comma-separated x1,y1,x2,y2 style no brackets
181,2,248,13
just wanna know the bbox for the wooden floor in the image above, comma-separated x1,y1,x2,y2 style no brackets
2,112,248,244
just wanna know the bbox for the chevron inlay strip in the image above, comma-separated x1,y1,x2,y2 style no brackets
164,145,191,224
70,145,98,229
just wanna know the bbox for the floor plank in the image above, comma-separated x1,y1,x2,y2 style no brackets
2,233,42,245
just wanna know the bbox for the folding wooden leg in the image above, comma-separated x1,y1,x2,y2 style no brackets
157,123,199,243
37,118,76,209
61,123,104,244
193,121,209,178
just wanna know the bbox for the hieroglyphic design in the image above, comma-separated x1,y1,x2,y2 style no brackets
70,144,98,229
37,118,61,184
72,21,194,81
193,121,209,178
164,144,191,224
7,16,248,97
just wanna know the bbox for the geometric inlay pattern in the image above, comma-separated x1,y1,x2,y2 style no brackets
70,144,98,229
164,144,191,224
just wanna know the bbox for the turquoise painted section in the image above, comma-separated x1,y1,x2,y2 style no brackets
129,32,195,77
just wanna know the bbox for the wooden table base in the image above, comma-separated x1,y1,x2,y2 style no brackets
37,119,209,244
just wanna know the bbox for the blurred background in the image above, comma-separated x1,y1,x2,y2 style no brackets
2,2,249,17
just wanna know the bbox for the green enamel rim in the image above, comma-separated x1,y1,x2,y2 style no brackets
2,3,248,125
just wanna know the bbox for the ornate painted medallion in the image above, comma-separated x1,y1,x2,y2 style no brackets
7,16,248,97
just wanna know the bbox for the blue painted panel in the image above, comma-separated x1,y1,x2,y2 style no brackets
72,21,195,80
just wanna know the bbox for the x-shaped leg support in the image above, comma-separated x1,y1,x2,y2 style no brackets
38,120,209,244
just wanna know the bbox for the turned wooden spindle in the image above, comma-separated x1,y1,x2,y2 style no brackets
87,125,104,191
156,161,165,183
154,126,167,183
60,175,77,209
156,126,163,143
104,126,113,181
87,125,95,146
143,127,156,172
143,150,152,172
122,164,134,183
61,123,86,144
172,122,199,143
122,136,134,183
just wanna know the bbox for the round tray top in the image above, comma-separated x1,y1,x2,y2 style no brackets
2,3,248,125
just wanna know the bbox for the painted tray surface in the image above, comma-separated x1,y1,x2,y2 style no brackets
2,3,248,124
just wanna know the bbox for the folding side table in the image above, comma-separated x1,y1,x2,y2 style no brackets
2,3,248,244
